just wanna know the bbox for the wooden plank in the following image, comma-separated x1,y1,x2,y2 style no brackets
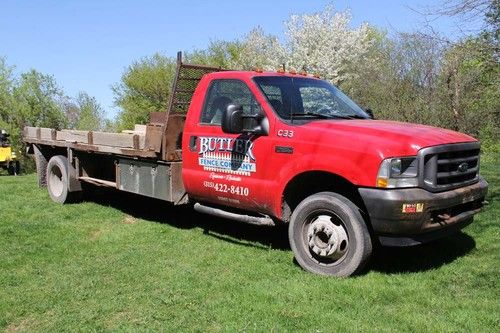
40,128,56,140
92,131,145,149
122,124,147,135
57,130,89,143
24,127,39,139
134,124,147,133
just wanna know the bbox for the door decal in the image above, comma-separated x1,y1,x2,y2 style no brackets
198,136,256,176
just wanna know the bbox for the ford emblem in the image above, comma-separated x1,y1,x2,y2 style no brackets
458,162,469,173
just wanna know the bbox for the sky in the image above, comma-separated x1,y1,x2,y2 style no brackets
0,0,481,119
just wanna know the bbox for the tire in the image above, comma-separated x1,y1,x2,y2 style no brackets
289,192,372,277
46,155,81,204
7,163,15,175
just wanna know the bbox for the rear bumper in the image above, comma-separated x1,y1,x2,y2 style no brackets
359,177,488,246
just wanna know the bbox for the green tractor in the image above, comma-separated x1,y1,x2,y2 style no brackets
0,129,20,175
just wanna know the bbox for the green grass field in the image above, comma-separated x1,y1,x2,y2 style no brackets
0,153,498,332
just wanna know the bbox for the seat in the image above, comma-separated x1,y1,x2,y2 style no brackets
269,99,286,117
205,96,232,124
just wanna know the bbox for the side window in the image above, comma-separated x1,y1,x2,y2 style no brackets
260,84,285,117
200,79,261,125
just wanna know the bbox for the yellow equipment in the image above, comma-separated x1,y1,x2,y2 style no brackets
0,129,20,175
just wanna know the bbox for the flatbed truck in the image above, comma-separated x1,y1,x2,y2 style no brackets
24,53,488,276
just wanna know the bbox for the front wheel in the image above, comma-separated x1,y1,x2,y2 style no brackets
289,192,372,277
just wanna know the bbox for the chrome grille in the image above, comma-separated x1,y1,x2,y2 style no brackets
419,142,480,192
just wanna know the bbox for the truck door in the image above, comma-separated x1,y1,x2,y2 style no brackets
182,78,275,214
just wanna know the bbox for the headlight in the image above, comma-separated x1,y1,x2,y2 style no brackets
376,157,418,188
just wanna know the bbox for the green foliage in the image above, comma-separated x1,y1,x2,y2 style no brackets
437,37,500,138
12,69,67,130
74,92,105,131
112,53,176,130
186,40,243,69
0,151,498,331
0,57,15,124
0,57,107,174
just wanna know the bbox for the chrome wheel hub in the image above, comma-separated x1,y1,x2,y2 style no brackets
307,215,348,260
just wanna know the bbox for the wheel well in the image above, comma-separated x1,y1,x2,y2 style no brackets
281,171,368,223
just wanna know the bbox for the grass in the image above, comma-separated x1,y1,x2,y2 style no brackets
0,153,498,332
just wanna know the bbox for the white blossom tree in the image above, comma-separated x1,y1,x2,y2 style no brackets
284,5,374,84
235,27,287,70
236,6,375,84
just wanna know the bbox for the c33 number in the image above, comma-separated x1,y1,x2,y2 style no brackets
277,129,294,138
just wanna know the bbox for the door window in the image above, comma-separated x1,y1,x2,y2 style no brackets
200,80,261,125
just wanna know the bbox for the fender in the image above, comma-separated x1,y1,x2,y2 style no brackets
271,153,377,218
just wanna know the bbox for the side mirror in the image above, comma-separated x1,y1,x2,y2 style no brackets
365,108,374,119
221,104,244,134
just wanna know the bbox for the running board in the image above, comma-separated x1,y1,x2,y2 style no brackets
194,203,275,226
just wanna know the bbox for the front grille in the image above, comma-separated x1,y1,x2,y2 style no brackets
419,142,480,192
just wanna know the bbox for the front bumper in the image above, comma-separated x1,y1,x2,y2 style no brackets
359,177,488,246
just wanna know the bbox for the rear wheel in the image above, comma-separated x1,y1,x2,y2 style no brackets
289,192,372,277
46,155,81,203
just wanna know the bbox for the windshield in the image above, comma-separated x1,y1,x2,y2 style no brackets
253,76,369,120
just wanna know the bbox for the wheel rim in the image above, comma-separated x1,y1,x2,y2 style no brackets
304,212,349,265
49,165,64,197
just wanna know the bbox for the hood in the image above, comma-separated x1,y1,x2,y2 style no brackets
302,119,477,158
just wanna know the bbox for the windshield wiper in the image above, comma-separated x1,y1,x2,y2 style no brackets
290,112,333,119
290,112,367,120
341,114,368,119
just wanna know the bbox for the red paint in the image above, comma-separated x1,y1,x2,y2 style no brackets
182,71,477,219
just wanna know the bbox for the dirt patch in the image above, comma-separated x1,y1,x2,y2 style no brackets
89,228,103,241
122,215,137,225
5,317,37,332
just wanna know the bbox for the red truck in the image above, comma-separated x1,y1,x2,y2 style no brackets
24,53,488,276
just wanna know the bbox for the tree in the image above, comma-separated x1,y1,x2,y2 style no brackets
235,27,286,70
0,57,15,125
437,37,499,138
284,5,373,85
73,92,105,131
12,69,66,130
186,40,243,69
112,53,176,130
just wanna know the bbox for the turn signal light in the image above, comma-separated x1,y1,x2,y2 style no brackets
376,177,388,188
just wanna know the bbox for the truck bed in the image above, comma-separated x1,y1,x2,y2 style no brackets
23,125,156,158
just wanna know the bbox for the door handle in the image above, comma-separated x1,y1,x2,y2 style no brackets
189,136,197,151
